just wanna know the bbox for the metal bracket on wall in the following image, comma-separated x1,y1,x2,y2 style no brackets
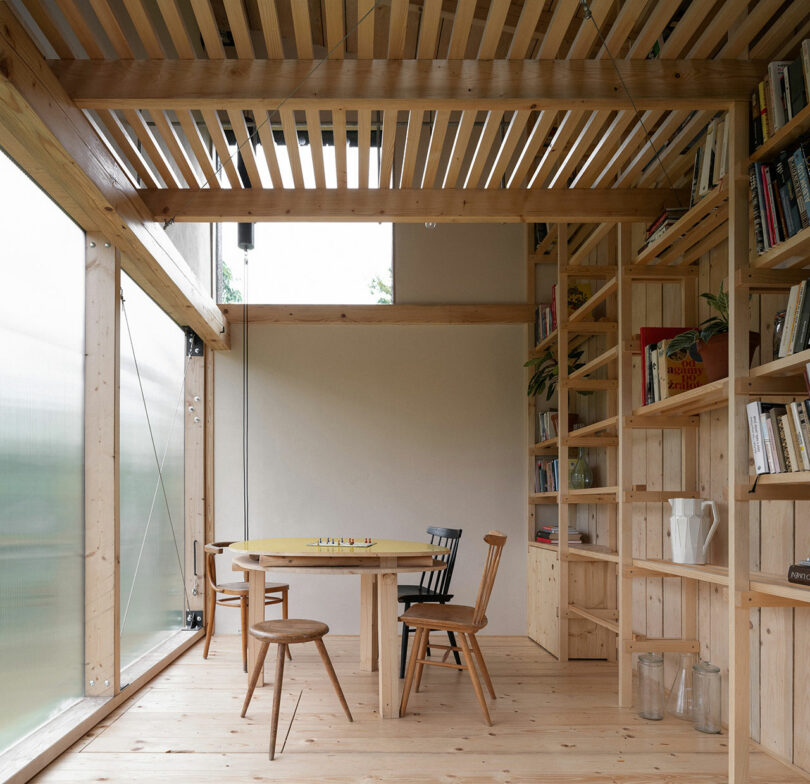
184,610,204,630
184,327,204,357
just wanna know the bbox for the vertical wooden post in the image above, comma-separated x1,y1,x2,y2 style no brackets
185,335,205,615
728,99,751,784
203,347,215,618
557,223,569,662
527,225,537,547
616,224,634,707
84,236,120,698
360,573,379,671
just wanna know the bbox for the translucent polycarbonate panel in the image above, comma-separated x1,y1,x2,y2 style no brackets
0,151,85,752
119,273,186,670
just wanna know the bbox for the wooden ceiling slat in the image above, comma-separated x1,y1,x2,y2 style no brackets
751,5,806,59
190,0,226,59
527,109,584,188
155,0,196,59
687,0,749,59
636,110,708,188
658,1,716,59
388,0,409,59
324,0,345,58
358,110,372,188
150,110,201,188
589,113,649,189
569,111,633,188
53,0,105,59
332,108,348,188
399,110,424,189
477,0,510,59
305,109,327,188
596,0,647,59
535,0,578,59
24,0,74,58
251,108,284,188
200,108,243,187
279,108,306,188
227,109,262,187
565,0,611,59
224,0,255,59
121,0,166,58
626,2,676,60
717,0,782,58
96,110,161,189
464,110,504,188
549,109,611,189
85,110,141,190
443,109,477,188
613,110,690,188
507,0,543,59
506,110,557,188
378,108,398,188
447,0,476,59
121,108,183,188
88,0,134,58
177,110,221,189
290,0,314,59
416,0,443,59
356,0,375,58
777,18,810,61
256,0,285,58
421,109,451,188
485,109,530,189
568,221,613,265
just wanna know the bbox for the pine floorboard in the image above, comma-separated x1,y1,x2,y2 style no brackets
30,636,806,783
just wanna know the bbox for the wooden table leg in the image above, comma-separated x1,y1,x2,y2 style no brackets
247,568,265,687
360,573,378,672
376,571,398,718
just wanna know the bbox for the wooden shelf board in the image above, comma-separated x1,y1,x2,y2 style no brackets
749,347,810,379
565,320,618,335
567,603,619,634
567,415,618,438
530,437,559,454
528,540,558,554
623,264,699,280
751,470,810,485
561,265,617,279
529,492,558,504
632,558,729,586
530,329,558,356
632,378,728,418
750,103,810,164
751,224,810,270
563,486,618,504
750,572,810,604
568,276,617,325
567,544,620,563
569,345,619,380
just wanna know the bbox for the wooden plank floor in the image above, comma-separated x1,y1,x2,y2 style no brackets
31,636,805,783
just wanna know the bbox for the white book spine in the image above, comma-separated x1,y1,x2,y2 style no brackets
780,283,800,358
791,402,810,471
760,413,774,473
747,401,768,475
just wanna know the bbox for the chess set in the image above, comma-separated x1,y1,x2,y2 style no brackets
308,537,377,548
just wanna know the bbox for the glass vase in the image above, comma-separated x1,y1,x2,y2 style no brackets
693,661,722,733
569,447,593,490
666,653,695,720
638,653,664,721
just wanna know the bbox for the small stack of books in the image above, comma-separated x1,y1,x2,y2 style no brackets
788,559,810,586
747,398,810,475
640,327,707,406
535,526,583,545
776,278,810,358
750,139,810,254
750,44,810,151
534,302,556,343
638,207,689,252
534,457,559,493
537,410,559,443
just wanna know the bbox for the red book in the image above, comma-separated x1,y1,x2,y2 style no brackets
639,327,707,406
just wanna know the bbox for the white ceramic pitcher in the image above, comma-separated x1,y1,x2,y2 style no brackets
668,498,720,565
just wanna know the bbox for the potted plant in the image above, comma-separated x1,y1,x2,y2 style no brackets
524,347,587,400
665,283,759,382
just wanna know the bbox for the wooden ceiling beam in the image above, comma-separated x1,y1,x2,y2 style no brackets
0,5,228,348
51,59,764,111
141,187,686,223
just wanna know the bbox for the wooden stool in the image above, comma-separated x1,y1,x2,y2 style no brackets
241,619,353,760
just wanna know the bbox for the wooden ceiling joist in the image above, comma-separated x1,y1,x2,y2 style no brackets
140,187,684,223
50,59,764,112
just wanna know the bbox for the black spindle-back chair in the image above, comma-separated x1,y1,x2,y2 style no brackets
398,526,462,677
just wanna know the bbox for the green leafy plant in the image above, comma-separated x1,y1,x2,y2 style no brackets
524,348,587,400
665,283,729,357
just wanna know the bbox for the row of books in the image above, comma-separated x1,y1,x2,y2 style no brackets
534,457,559,493
747,398,810,475
750,44,810,151
534,302,556,342
689,114,730,208
640,327,707,406
537,410,559,443
777,278,810,358
638,207,688,253
788,559,810,586
749,137,810,254
535,525,584,545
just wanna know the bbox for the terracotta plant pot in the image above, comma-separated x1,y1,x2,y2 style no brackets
697,332,761,383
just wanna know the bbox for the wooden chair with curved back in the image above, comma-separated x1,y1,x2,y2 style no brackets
399,530,507,726
202,541,291,672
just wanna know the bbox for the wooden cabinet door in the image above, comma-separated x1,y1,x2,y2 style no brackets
528,546,559,657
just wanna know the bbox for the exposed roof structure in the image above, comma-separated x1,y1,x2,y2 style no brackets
6,0,806,227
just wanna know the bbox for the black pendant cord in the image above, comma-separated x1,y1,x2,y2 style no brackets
242,251,250,543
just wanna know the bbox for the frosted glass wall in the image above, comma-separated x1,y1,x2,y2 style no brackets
0,151,85,752
119,273,186,670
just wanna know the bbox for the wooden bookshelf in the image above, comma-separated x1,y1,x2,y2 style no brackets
631,377,729,417
632,558,730,586
749,346,810,378
567,544,620,563
529,491,558,504
530,437,559,454
749,102,810,165
566,415,618,438
528,540,558,554
749,572,810,605
751,224,810,270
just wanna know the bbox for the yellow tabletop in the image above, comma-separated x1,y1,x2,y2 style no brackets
230,537,448,558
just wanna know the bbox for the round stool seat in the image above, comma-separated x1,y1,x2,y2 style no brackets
250,618,329,644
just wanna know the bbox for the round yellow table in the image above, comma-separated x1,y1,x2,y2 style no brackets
230,537,448,718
